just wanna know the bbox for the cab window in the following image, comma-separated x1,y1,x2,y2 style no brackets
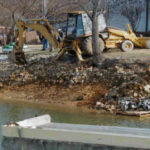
67,14,76,36
76,15,84,36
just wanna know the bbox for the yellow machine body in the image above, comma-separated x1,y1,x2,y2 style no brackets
104,24,150,49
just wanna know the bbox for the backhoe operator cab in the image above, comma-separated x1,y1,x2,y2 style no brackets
66,11,107,39
63,11,107,56
65,11,150,55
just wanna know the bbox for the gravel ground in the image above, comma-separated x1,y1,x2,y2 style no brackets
0,46,150,112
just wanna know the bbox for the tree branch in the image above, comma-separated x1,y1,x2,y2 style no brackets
76,0,92,20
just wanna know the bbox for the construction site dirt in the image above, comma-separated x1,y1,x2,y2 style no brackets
0,47,150,114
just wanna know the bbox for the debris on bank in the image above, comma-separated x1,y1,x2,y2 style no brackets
0,53,150,114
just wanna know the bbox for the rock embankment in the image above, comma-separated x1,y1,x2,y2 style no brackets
0,54,150,112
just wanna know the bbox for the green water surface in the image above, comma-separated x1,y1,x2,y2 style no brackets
0,100,150,149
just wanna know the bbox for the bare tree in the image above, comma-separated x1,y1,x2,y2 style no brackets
77,0,105,66
104,0,117,23
120,0,144,31
45,0,80,23
107,0,145,32
0,0,39,44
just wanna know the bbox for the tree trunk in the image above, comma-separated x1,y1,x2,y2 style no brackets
6,26,15,44
92,14,103,66
6,12,16,44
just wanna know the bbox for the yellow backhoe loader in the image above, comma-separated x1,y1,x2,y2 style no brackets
10,11,150,64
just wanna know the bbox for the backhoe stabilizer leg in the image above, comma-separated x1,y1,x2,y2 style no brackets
52,48,66,62
75,44,91,63
76,47,84,62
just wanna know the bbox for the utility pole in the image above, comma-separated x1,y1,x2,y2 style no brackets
42,0,47,19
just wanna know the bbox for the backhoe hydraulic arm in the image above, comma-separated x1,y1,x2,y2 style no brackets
11,19,61,64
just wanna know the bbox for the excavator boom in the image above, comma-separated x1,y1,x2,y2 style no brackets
10,19,61,64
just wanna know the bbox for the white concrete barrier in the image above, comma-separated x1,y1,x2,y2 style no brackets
17,114,51,128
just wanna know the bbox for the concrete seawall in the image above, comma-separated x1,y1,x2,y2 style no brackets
2,115,150,150
2,138,149,150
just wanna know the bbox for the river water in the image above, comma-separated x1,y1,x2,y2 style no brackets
0,100,150,149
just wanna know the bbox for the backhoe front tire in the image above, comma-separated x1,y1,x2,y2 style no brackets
121,40,134,52
82,37,105,56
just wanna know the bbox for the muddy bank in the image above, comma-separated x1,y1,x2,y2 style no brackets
0,53,150,113
0,84,108,114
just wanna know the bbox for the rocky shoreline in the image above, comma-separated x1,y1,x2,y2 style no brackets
0,53,150,113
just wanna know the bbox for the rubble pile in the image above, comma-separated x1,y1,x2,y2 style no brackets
96,60,150,112
0,54,150,112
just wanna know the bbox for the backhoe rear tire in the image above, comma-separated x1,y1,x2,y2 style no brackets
121,40,134,52
82,37,105,56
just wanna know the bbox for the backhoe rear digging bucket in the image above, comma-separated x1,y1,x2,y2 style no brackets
8,50,27,65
